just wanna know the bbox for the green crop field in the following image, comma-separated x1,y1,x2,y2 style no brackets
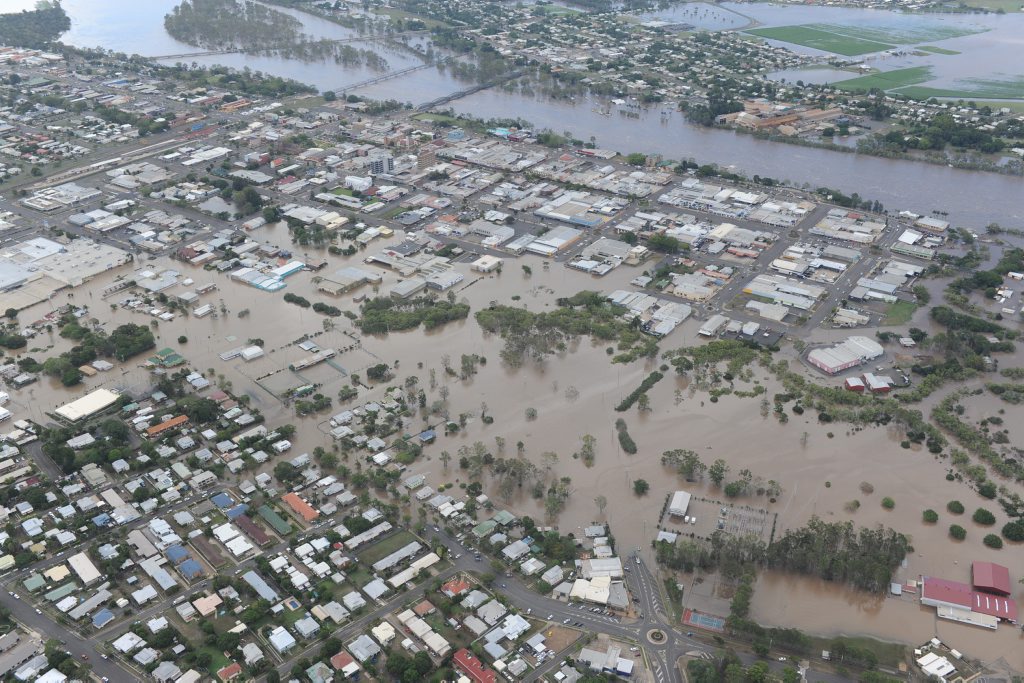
745,25,894,55
917,45,961,55
834,66,933,92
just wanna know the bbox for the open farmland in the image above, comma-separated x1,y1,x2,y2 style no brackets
895,76,1024,100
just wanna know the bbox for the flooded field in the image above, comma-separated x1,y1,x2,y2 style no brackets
7,219,1023,664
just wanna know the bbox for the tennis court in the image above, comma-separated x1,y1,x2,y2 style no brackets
683,609,725,632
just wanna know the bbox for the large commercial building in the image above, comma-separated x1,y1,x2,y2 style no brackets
55,388,121,422
921,575,1018,628
807,336,883,375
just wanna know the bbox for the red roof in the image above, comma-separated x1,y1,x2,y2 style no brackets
921,577,972,608
331,651,356,670
442,578,471,597
971,591,1018,621
217,663,243,681
922,577,1018,621
454,649,496,683
972,561,1012,596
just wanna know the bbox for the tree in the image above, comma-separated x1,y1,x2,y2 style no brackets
923,509,938,524
949,524,967,540
983,534,1003,549
633,479,649,496
1002,520,1024,541
973,508,996,525
947,500,965,514
594,495,607,516
708,459,729,487
177,335,188,344
439,450,451,471
881,497,895,510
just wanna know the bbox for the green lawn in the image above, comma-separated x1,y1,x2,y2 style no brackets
745,25,895,55
834,66,933,92
374,8,449,28
883,300,918,326
357,529,421,566
917,45,961,55
196,646,232,676
807,635,907,667
412,112,463,124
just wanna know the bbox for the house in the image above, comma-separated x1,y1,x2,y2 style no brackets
347,634,381,663
268,626,297,654
241,643,264,666
453,648,497,683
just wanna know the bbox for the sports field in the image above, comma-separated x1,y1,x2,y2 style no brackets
834,66,933,92
896,77,1024,100
917,45,960,55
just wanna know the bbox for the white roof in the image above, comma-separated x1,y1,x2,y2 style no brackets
55,389,120,422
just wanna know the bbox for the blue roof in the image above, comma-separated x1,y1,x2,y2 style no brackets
165,545,190,564
226,503,249,520
91,513,111,527
179,559,204,579
211,492,234,508
418,429,436,442
92,609,114,628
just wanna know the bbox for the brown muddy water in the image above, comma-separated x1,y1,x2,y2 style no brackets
7,227,1024,665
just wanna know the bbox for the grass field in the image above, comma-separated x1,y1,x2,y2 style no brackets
805,22,980,44
412,112,462,124
357,529,421,566
958,0,1024,10
917,45,961,55
746,25,894,55
807,635,907,667
835,66,933,92
895,76,1024,100
883,301,918,326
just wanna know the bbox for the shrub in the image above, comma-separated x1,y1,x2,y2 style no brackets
949,524,966,540
972,508,996,525
983,534,1003,549
881,497,895,510
977,480,997,499
923,509,938,524
177,335,188,344
947,500,965,514
1002,520,1024,542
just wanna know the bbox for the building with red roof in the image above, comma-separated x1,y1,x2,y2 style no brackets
454,648,497,683
442,577,471,598
330,650,360,678
282,492,319,523
217,662,243,681
972,561,1011,596
921,576,1018,625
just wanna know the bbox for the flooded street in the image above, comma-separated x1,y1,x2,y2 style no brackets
11,221,1023,662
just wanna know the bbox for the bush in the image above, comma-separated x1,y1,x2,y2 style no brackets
923,509,938,524
977,480,997,499
949,524,967,540
1002,520,1024,542
983,534,1003,549
972,508,996,525
947,500,964,514
881,497,895,510
177,335,188,344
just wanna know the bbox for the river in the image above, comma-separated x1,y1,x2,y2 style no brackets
36,0,1020,229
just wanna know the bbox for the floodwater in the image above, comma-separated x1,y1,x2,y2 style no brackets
40,0,1024,228
8,220,1024,663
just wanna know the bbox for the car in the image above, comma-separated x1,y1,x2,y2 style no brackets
526,608,532,615
101,655,108,660
80,654,89,661
34,609,41,615
547,614,553,620
102,678,109,682
778,657,787,662
501,583,507,588
432,526,440,532
563,619,570,624
11,593,18,600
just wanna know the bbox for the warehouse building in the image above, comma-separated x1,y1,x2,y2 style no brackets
668,491,691,518
807,336,883,375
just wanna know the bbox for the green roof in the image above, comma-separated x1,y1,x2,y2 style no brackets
45,582,77,602
472,519,497,538
492,510,516,526
22,573,45,592
257,505,291,535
